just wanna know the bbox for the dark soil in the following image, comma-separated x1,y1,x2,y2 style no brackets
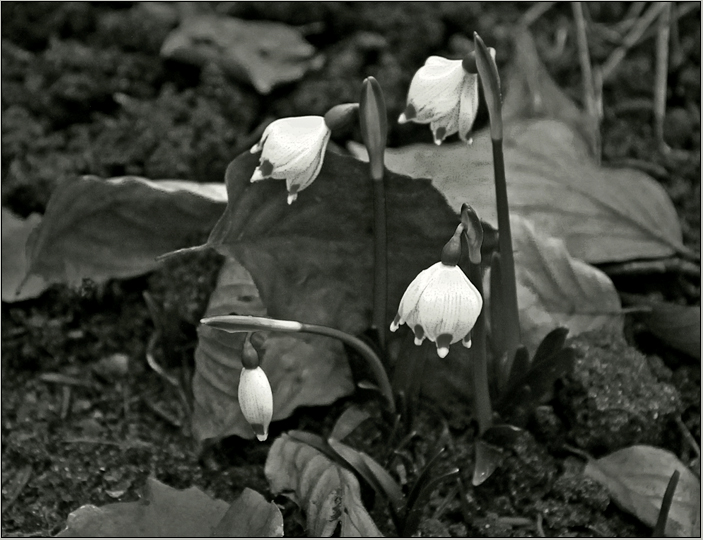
2,2,700,537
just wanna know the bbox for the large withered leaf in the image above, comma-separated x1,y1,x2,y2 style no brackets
265,432,382,537
505,215,624,355
208,152,458,334
24,176,227,288
585,445,700,537
501,28,600,156
161,14,322,95
57,477,283,537
205,149,458,349
350,117,686,264
192,257,353,441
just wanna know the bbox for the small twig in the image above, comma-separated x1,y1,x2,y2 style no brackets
59,386,72,420
653,3,672,151
1,464,32,516
520,2,556,27
145,330,192,418
563,443,593,461
599,257,700,278
536,512,546,537
616,2,648,33
39,372,97,389
639,2,700,43
601,2,669,83
572,3,600,124
143,397,182,428
62,438,151,449
676,416,701,459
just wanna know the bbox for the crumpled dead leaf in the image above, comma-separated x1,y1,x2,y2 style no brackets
265,432,382,537
57,477,283,537
161,14,323,94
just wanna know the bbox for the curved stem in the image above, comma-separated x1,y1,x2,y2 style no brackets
300,322,395,414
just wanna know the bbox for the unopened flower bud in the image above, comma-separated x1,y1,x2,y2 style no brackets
324,103,359,133
460,204,484,264
359,77,387,181
238,366,273,442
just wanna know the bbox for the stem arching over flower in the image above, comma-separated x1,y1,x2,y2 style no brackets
201,315,396,415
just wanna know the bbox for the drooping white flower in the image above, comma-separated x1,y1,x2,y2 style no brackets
250,116,331,204
238,366,273,441
390,261,483,358
398,52,494,145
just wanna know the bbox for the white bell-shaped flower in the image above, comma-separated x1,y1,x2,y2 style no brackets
238,366,273,441
398,52,493,145
250,116,331,204
390,261,483,358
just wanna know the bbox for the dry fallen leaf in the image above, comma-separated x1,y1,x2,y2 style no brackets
265,432,382,537
57,477,283,537
24,177,227,288
349,118,687,264
504,215,624,355
585,445,701,537
161,14,323,94
192,257,353,442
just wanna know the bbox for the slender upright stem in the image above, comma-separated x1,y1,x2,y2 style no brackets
462,240,493,435
492,139,521,377
300,322,395,414
372,178,388,350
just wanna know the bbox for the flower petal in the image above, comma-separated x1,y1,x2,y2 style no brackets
405,57,465,130
458,74,480,142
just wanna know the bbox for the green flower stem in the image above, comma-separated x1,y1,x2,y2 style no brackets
462,244,493,436
491,139,521,377
299,322,395,414
372,177,388,351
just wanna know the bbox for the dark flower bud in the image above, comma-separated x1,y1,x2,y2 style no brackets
323,103,359,133
460,204,484,264
241,337,260,369
359,77,388,181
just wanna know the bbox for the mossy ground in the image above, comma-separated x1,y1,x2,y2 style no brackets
2,2,700,537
